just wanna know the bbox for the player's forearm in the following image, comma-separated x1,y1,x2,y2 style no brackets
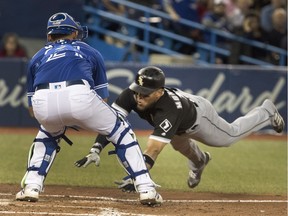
94,134,110,150
143,139,167,169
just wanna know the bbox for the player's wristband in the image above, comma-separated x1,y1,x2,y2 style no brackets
95,134,110,148
143,154,155,168
90,143,103,154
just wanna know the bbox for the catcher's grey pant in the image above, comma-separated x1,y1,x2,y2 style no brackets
22,81,154,192
171,94,272,170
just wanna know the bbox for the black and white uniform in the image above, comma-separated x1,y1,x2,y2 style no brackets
112,87,272,170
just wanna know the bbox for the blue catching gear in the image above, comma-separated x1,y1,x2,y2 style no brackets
113,142,149,179
27,127,63,176
107,114,148,180
47,12,88,40
20,126,66,190
25,126,73,177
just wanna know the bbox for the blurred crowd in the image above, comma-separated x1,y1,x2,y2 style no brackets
1,0,286,66
86,0,287,65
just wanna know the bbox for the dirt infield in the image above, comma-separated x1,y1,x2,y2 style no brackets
0,184,287,216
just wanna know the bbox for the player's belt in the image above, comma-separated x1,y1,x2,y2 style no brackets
184,102,199,133
35,80,85,90
176,102,198,135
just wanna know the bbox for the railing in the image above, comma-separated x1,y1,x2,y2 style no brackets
83,0,287,67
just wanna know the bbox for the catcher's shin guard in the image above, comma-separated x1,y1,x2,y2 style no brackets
107,117,153,192
20,127,62,190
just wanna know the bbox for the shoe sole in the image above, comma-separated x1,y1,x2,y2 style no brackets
16,196,38,202
187,178,200,188
140,198,162,207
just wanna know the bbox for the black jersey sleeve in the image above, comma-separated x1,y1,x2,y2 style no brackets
149,93,184,143
151,110,182,143
111,88,136,116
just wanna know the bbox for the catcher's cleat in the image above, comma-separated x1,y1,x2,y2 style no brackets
188,152,211,188
139,189,163,207
262,99,285,133
16,185,40,202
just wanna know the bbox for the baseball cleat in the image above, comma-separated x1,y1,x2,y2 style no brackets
16,186,40,202
262,99,285,133
188,152,211,188
139,189,163,207
272,111,285,133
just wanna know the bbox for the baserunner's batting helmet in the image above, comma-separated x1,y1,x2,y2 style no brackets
129,66,165,95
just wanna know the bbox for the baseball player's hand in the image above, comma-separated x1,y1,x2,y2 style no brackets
74,143,102,168
74,152,100,167
114,176,136,193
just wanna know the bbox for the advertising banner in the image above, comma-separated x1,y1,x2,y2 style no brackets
0,60,286,132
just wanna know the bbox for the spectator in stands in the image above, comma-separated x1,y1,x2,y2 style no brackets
202,0,230,64
227,0,254,31
127,0,163,21
202,1,229,40
101,0,126,46
197,0,214,20
127,0,166,49
266,8,287,65
250,0,271,11
260,0,286,32
0,33,27,58
223,0,237,18
85,0,126,46
229,12,267,64
161,0,202,54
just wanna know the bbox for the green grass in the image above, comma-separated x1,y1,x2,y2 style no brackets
0,132,287,195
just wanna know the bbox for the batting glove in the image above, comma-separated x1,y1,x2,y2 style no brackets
74,143,102,168
114,176,136,193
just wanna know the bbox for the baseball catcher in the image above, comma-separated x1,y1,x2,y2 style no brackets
16,13,162,206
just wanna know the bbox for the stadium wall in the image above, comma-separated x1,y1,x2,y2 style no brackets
0,59,286,133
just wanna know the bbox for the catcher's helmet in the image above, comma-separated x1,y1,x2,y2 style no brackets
129,66,165,95
47,12,88,40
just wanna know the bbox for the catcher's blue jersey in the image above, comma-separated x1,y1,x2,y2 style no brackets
27,39,109,106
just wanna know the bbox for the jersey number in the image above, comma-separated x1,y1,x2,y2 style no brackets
46,53,66,62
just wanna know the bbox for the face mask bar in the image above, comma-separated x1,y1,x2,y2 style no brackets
77,25,88,40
